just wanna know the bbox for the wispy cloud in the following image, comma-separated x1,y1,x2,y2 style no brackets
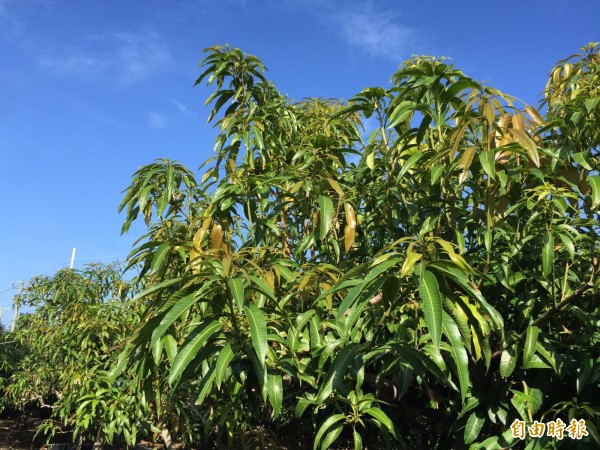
268,0,419,61
38,31,171,87
331,3,417,61
113,31,171,86
171,98,195,117
148,112,168,128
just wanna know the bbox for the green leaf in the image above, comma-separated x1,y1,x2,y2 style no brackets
164,334,178,364
215,344,234,388
500,344,518,378
353,429,363,450
295,397,312,418
266,373,283,417
365,407,396,437
321,424,343,450
457,397,480,421
479,149,495,180
523,326,539,366
442,312,470,403
228,277,245,310
244,304,267,366
151,294,197,347
573,152,593,170
419,270,443,354
430,164,444,185
464,412,485,444
314,414,345,450
398,153,423,180
400,244,422,278
319,195,335,239
151,243,170,273
194,367,216,405
316,343,359,403
168,320,221,385
541,232,554,277
589,175,600,209
130,278,182,304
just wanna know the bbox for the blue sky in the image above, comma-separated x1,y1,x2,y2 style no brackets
0,0,598,325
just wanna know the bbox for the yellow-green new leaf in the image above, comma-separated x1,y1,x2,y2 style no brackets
400,243,422,278
510,128,540,167
326,177,344,196
589,175,600,209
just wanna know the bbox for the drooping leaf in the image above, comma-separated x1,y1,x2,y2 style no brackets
244,304,267,366
169,320,221,384
479,149,496,180
418,270,443,353
316,343,359,403
266,373,283,417
151,294,197,347
228,277,245,310
541,232,554,277
215,344,234,388
314,414,345,450
589,175,600,209
442,312,470,403
510,128,540,167
365,407,396,438
523,326,539,366
319,195,335,239
500,344,518,378
150,243,170,273
464,411,485,444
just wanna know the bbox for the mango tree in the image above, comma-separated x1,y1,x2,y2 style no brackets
114,43,600,448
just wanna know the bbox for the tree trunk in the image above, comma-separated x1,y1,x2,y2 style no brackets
92,428,104,450
161,425,175,450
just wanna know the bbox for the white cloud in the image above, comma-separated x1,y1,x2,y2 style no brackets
113,31,170,86
38,31,171,87
332,3,417,61
267,0,419,61
39,53,108,76
149,112,168,128
171,98,195,116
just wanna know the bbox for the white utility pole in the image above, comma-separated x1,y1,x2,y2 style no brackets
70,247,76,269
10,282,23,332
0,306,4,323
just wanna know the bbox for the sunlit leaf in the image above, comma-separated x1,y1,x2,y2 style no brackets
418,271,442,354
